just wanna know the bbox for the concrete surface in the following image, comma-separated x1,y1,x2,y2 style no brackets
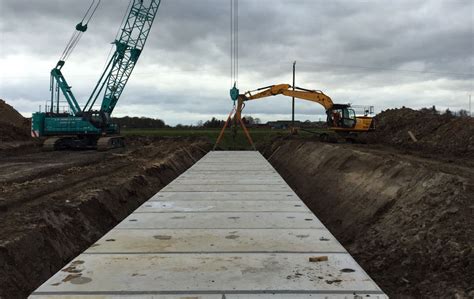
30,151,387,299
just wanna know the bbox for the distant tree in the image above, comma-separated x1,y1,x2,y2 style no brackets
242,115,255,125
201,117,225,128
197,120,204,127
420,106,439,115
420,107,429,113
458,109,469,117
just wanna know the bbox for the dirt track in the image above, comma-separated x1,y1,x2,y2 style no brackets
0,137,211,298
261,137,474,298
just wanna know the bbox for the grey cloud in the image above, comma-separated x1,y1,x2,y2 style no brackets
0,0,472,125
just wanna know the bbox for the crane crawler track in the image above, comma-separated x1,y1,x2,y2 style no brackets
97,136,125,151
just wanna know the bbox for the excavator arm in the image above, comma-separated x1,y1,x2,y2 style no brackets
235,83,333,120
215,83,374,149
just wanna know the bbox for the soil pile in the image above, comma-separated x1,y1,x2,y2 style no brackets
261,138,473,298
369,108,474,157
0,99,31,142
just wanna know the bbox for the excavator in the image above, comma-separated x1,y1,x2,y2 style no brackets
31,0,162,150
235,84,375,143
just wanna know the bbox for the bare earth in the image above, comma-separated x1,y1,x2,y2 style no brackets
0,137,211,298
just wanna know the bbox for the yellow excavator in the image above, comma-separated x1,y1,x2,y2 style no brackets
236,84,375,142
214,83,375,149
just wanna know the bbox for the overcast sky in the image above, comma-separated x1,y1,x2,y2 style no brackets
0,0,472,125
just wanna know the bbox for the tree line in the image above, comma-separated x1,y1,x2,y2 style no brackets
112,116,167,129
418,106,471,117
115,108,471,130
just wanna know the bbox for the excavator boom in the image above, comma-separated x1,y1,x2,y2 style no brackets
241,84,333,109
236,84,333,120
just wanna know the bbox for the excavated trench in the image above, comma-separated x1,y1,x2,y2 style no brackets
261,138,473,298
2,137,472,298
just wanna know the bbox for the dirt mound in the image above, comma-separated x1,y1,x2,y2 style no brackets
262,138,474,298
0,99,32,142
368,108,474,157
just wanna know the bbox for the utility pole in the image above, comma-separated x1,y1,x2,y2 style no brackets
292,61,296,125
469,94,472,117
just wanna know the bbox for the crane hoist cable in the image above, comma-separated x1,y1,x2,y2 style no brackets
230,0,239,87
59,0,101,63
235,0,238,83
229,0,239,108
215,1,256,150
229,0,240,143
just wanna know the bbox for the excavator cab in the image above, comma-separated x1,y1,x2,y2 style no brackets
327,104,357,129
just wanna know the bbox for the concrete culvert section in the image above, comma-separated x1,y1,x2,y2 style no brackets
261,138,474,298
30,151,387,298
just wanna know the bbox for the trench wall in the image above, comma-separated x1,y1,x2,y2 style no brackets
262,139,473,298
0,143,210,299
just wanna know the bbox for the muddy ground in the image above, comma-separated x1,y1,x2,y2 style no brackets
0,137,211,298
261,137,474,298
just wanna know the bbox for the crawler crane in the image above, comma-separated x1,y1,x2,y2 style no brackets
31,0,162,150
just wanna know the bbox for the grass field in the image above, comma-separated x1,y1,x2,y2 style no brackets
122,127,325,150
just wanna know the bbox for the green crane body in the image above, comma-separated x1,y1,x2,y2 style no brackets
32,0,161,150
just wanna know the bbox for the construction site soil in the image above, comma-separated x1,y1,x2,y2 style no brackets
260,137,474,299
368,108,474,158
0,137,211,298
0,99,32,143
